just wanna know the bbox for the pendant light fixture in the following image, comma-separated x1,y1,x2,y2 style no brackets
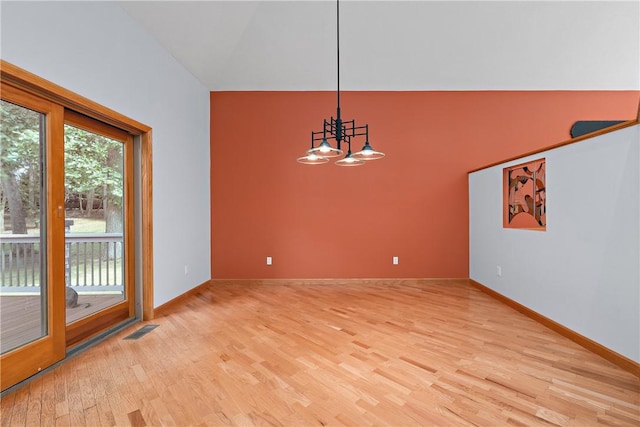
297,0,385,166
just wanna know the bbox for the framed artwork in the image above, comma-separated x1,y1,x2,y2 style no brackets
503,158,546,230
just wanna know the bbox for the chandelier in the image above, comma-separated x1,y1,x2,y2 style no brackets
297,0,385,167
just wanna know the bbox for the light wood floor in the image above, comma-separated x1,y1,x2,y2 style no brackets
1,279,638,426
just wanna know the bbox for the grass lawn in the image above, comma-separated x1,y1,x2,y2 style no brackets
66,217,107,233
19,216,107,234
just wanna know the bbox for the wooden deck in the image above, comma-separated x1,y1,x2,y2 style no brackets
1,279,638,426
1,293,123,353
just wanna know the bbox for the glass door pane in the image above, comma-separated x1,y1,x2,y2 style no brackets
63,124,126,324
0,100,47,354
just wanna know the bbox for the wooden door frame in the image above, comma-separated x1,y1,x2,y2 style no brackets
1,60,155,321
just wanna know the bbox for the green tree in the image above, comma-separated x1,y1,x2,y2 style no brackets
104,143,123,233
64,124,123,232
0,100,41,234
1,101,124,235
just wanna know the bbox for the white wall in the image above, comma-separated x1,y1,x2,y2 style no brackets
469,125,640,362
1,1,211,307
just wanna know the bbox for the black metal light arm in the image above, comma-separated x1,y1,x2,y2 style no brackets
311,118,369,148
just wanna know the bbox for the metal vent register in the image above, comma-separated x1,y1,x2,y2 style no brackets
124,325,159,340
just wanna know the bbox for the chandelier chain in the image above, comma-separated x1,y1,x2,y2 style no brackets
337,0,340,114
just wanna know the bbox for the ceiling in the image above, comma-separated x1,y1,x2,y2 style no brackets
118,1,640,91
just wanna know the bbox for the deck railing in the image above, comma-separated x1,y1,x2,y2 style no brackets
0,233,123,290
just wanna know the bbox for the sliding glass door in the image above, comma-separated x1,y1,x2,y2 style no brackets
63,111,134,347
0,84,135,390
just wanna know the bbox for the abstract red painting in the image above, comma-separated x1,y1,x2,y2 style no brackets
504,158,546,230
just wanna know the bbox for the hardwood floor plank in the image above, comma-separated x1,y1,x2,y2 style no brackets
92,400,113,427
23,397,40,426
126,409,146,427
8,379,29,425
147,397,177,426
82,405,100,427
53,414,70,427
0,386,16,425
2,279,639,426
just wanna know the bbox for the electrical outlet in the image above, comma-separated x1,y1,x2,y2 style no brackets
497,266,502,277
266,256,272,265
184,265,189,275
393,256,399,265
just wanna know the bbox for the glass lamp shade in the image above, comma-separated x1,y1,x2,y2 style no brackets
297,152,329,164
308,138,343,158
335,152,365,167
351,142,385,160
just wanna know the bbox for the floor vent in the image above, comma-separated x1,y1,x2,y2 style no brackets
124,325,159,340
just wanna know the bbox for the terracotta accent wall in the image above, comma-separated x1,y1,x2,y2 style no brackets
211,91,638,279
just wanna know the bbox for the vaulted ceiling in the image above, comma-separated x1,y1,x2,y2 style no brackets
118,1,639,91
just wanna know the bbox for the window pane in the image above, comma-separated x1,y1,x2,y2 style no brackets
63,124,125,324
0,100,47,353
